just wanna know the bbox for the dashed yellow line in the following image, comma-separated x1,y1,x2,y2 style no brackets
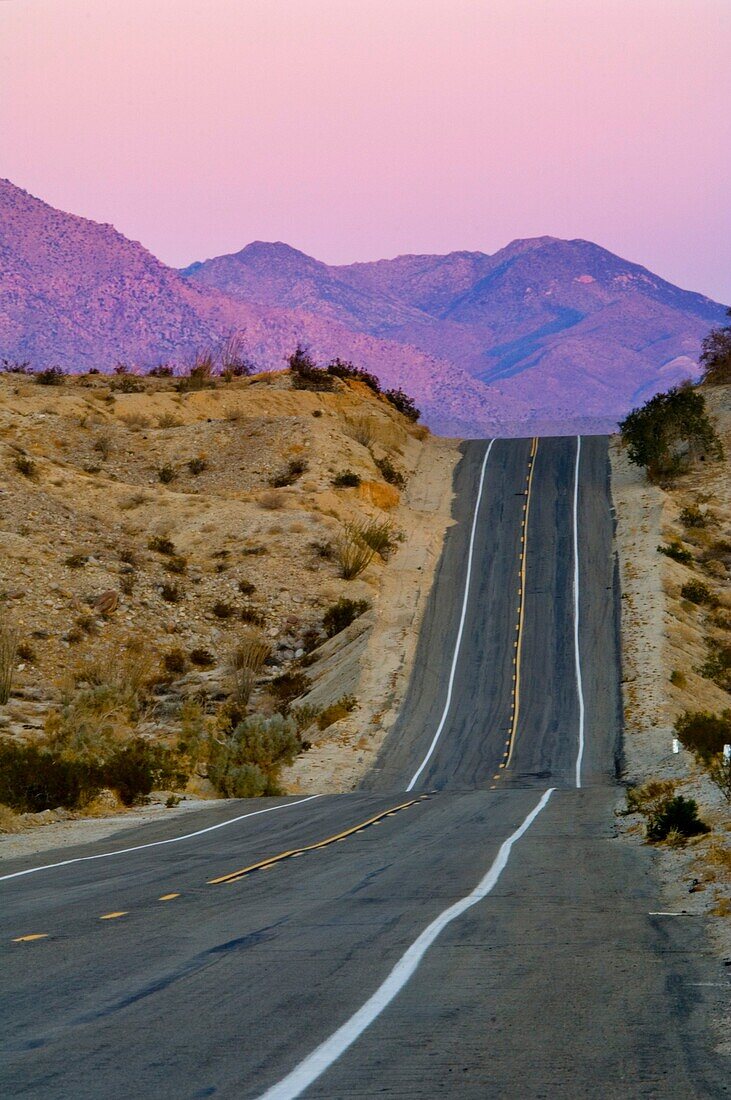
207,796,429,885
99,911,127,921
12,933,48,943
158,893,180,901
500,438,538,777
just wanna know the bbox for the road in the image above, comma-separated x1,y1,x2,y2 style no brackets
0,437,727,1099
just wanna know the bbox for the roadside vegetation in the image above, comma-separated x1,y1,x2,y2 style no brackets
0,347,426,828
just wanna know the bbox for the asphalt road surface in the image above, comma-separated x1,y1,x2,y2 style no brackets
1,437,727,1099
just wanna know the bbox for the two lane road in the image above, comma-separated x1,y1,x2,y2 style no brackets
0,437,725,1098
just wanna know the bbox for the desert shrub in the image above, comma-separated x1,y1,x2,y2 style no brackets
698,642,731,691
0,357,31,374
237,579,256,596
311,409,323,418
680,579,718,607
242,544,268,556
104,739,186,805
373,454,406,489
288,345,335,391
323,597,370,638
163,648,189,675
290,703,320,735
65,552,87,569
13,454,37,479
148,364,174,378
657,540,692,564
317,694,357,730
332,470,361,488
271,458,308,487
647,796,710,842
326,358,381,394
675,710,731,762
348,418,376,447
259,490,286,510
35,367,65,386
148,535,176,555
219,331,254,379
700,308,731,385
619,384,723,479
270,670,310,713
157,413,182,429
227,630,270,706
158,464,177,484
93,434,114,460
114,376,144,394
188,456,208,475
208,713,299,797
334,523,376,579
189,647,216,668
120,573,136,596
708,756,731,802
623,779,709,842
240,605,266,626
0,618,18,705
679,505,708,528
160,582,183,603
311,540,334,560
212,600,235,620
669,669,686,688
358,518,402,559
120,412,150,431
164,555,187,575
177,351,217,392
16,641,35,663
384,387,420,421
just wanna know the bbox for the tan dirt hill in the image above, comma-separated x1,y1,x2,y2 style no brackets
0,368,459,854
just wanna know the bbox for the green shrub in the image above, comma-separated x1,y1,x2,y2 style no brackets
288,345,335,391
35,367,65,386
208,713,299,797
373,455,406,489
646,796,709,842
657,540,692,564
384,387,420,421
334,523,376,579
700,308,731,385
680,579,718,606
619,384,723,479
323,597,370,638
177,352,217,392
332,470,361,488
358,518,402,559
708,756,731,802
675,710,731,762
104,739,186,805
326,358,381,394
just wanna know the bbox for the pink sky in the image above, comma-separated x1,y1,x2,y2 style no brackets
2,0,730,301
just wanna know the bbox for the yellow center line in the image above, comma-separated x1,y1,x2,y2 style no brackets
158,893,180,901
99,911,127,920
12,933,48,943
504,437,538,771
207,797,428,885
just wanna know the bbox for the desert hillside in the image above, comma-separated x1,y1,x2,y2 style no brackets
0,365,458,836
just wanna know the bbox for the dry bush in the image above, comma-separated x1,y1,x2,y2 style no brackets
317,694,357,730
227,630,270,706
120,412,151,431
13,453,37,479
348,417,376,447
358,518,402,560
334,523,376,579
157,413,182,429
93,433,114,460
0,616,18,705
259,490,286,510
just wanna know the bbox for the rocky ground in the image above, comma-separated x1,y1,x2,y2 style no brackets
0,367,459,851
611,382,731,960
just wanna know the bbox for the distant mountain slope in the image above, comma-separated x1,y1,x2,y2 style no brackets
1,178,725,436
0,180,500,436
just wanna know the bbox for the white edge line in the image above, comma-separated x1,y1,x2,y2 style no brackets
573,435,585,790
405,439,495,791
0,795,321,883
257,787,555,1100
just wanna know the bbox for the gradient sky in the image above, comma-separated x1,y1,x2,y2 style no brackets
1,0,730,301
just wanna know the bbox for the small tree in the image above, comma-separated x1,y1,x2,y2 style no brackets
618,383,723,479
700,308,731,385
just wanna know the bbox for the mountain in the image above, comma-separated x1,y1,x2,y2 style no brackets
0,180,497,435
1,178,725,436
184,236,726,431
